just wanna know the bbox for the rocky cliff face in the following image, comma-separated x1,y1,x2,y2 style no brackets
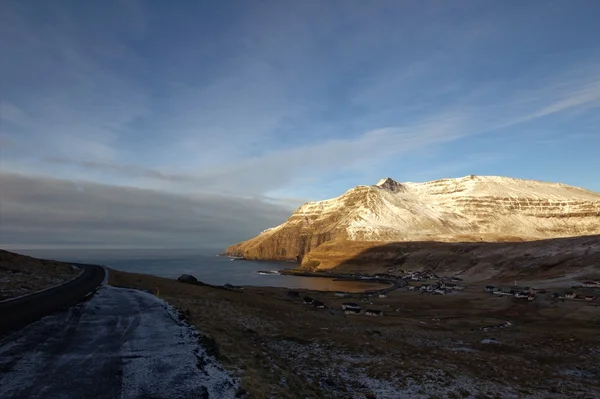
225,175,600,266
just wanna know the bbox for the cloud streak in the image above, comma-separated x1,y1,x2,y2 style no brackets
0,173,292,249
39,69,600,198
1,1,599,246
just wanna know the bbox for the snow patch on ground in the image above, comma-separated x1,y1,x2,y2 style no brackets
265,339,536,398
0,285,239,398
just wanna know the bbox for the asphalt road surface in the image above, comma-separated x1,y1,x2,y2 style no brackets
0,285,238,399
0,264,107,335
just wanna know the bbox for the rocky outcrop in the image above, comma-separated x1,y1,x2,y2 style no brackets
177,274,199,284
225,175,600,265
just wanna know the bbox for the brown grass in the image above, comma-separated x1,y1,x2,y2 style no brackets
109,268,600,398
0,250,79,300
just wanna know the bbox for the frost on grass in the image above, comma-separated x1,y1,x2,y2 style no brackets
119,287,241,398
264,337,599,399
0,286,240,399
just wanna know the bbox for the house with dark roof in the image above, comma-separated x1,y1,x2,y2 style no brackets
342,302,361,314
313,300,326,308
365,309,383,316
303,296,314,305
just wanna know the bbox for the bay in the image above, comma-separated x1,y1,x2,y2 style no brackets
15,248,380,292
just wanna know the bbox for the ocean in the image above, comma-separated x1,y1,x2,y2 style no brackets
15,248,378,292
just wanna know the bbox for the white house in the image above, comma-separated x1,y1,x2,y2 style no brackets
581,281,600,288
365,309,383,316
342,303,361,313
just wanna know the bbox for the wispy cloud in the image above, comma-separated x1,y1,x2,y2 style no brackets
38,67,599,197
0,1,150,162
1,1,599,246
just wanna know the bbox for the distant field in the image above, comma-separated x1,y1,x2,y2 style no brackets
109,269,600,399
0,250,79,301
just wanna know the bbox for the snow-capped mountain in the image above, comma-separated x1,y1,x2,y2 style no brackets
226,175,600,264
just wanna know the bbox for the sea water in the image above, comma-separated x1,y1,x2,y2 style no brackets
15,248,380,292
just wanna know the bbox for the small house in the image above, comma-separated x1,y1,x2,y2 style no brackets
313,300,326,308
565,292,576,299
585,296,596,301
515,292,530,299
342,303,361,314
527,294,536,301
365,309,383,316
433,289,446,295
303,297,314,305
378,293,388,298
581,281,600,288
342,302,361,310
334,292,348,298
485,286,496,293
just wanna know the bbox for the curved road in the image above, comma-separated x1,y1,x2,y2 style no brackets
0,285,238,398
0,264,106,335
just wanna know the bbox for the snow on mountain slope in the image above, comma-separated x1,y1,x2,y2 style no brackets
226,175,600,262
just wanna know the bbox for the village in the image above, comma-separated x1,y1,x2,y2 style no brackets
483,279,600,302
278,269,600,319
117,267,600,398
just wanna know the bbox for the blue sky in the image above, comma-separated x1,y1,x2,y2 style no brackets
1,0,599,248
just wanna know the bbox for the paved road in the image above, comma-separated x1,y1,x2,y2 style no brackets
0,264,106,335
0,285,238,399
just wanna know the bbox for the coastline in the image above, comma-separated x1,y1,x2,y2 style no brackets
107,266,600,398
277,268,404,295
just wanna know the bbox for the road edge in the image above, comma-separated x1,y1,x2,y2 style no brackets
0,264,106,336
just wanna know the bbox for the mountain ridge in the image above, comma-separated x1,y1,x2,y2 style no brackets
225,175,600,270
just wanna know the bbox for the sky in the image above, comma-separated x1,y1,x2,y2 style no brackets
1,0,599,249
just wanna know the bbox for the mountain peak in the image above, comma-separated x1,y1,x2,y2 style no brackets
226,176,600,264
375,177,403,192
